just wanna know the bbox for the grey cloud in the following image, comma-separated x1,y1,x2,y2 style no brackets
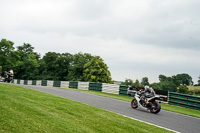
63,0,200,50
3,0,199,51
74,1,111,20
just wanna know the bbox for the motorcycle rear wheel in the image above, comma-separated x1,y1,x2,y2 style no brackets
150,101,161,114
131,98,138,109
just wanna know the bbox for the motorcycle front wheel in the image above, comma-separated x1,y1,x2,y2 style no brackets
150,101,161,114
131,98,138,109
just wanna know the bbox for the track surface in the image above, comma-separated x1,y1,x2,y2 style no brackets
12,84,200,133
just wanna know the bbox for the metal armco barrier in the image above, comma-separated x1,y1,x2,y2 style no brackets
53,81,61,87
14,79,17,84
119,85,129,96
20,80,24,85
89,83,102,92
60,81,69,88
24,80,28,85
102,83,119,94
27,80,32,85
169,92,200,110
41,80,47,86
32,80,36,85
78,82,89,90
17,79,20,84
69,81,78,89
36,80,42,86
47,80,54,87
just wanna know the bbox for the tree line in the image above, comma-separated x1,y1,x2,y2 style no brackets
121,74,200,95
0,39,113,83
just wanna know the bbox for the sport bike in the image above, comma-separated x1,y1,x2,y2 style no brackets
4,71,13,83
131,90,161,114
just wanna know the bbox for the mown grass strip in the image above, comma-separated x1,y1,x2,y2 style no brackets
61,87,200,118
0,83,172,133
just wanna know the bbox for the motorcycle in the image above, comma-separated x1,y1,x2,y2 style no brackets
131,90,161,114
4,71,13,83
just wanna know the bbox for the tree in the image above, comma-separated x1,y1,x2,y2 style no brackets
198,75,200,85
121,79,143,87
141,77,149,86
17,43,34,56
54,53,73,80
150,82,161,90
83,56,113,83
19,53,40,79
38,52,73,80
172,75,181,87
39,52,59,80
0,39,14,72
121,79,134,86
1,38,114,82
175,73,193,85
157,74,193,92
17,43,40,61
159,74,167,82
159,74,175,83
160,80,177,92
177,85,188,94
0,39,20,76
68,52,93,81
16,43,40,79
134,79,143,87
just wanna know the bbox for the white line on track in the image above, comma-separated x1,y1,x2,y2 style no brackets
119,113,180,133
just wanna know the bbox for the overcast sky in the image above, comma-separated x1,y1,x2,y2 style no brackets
1,0,200,83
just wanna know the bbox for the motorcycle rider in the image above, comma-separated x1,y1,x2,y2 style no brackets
5,69,14,82
140,85,155,106
7,69,14,76
144,85,155,98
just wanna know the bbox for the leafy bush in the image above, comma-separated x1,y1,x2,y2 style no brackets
187,90,195,95
194,89,200,95
187,89,200,96
177,85,188,94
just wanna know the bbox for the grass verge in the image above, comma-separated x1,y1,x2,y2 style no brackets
61,87,200,118
0,83,172,133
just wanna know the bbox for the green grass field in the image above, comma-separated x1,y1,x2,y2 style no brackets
61,87,200,118
0,83,172,133
188,85,200,90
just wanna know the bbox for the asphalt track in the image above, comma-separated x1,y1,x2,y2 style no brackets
11,84,200,133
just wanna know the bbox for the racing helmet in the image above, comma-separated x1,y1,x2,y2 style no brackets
9,69,14,76
144,85,149,90
144,85,151,92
